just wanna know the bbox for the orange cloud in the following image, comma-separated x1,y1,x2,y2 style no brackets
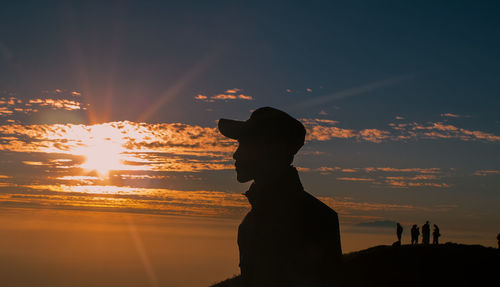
317,166,340,172
303,118,500,144
225,88,242,94
195,89,252,102
0,107,13,115
337,177,375,182
307,125,357,141
431,122,459,131
238,94,253,100
395,122,500,142
22,161,45,166
212,94,237,100
441,113,460,118
0,95,85,117
385,175,439,180
384,179,450,188
364,167,441,174
422,131,454,139
303,118,389,143
0,97,18,106
28,99,82,110
314,166,341,175
358,129,390,143
459,129,500,142
407,182,450,188
194,94,208,100
301,118,339,125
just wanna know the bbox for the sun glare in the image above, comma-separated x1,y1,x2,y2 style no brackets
73,125,128,177
80,142,124,177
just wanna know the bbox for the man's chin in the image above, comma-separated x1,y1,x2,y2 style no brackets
236,172,253,183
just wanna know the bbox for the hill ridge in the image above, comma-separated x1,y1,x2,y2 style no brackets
211,243,499,287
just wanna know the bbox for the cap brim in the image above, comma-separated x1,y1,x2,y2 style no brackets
218,118,246,140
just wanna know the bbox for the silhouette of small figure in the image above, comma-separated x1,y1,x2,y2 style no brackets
497,233,500,249
422,221,430,245
432,224,441,245
411,224,420,245
396,223,403,244
219,107,342,287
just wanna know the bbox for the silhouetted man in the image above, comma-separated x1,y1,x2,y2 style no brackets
396,223,403,244
218,107,342,287
411,224,419,245
497,233,500,249
432,224,440,245
422,221,430,245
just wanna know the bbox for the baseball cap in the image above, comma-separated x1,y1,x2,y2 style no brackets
218,107,306,155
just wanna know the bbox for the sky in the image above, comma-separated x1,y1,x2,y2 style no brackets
1,1,500,286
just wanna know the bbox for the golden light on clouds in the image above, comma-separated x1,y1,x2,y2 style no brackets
303,117,500,143
0,94,498,224
194,88,253,102
0,120,235,173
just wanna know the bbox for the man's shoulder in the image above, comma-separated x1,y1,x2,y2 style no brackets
300,190,338,219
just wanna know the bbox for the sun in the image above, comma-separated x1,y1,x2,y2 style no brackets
80,141,124,177
65,123,135,177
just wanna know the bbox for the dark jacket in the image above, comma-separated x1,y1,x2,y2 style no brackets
238,167,342,286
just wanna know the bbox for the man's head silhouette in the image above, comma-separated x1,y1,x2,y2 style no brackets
218,107,306,183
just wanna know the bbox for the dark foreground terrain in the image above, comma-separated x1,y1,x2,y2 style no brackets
211,243,499,287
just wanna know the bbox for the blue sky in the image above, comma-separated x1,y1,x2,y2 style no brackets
1,1,500,248
2,1,499,124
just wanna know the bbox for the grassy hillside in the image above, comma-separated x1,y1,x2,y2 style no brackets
211,243,499,287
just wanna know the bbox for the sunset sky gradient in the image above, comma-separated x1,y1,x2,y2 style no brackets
1,1,499,286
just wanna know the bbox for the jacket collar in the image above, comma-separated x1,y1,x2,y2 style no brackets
244,166,303,210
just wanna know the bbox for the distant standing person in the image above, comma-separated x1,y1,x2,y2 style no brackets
432,224,441,244
422,221,430,245
396,223,403,244
411,224,420,245
497,233,500,249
